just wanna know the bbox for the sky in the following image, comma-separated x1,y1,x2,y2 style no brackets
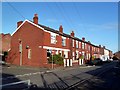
2,2,118,53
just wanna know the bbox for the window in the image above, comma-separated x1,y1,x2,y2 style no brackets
51,33,56,44
82,42,84,49
72,40,74,47
76,51,79,59
88,46,90,51
72,52,75,56
85,43,87,49
98,48,99,52
47,49,51,57
94,47,95,51
76,41,78,48
28,49,31,59
64,51,68,58
79,42,81,48
62,37,66,46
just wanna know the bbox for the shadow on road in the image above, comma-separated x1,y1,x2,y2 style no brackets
29,61,120,90
2,73,30,90
80,61,120,90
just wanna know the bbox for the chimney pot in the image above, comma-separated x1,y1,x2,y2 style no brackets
82,37,85,41
59,25,63,33
103,46,105,49
88,41,91,43
17,21,23,28
99,45,101,47
33,14,38,24
71,31,74,37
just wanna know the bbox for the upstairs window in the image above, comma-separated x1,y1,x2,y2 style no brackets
62,37,66,46
82,42,84,49
72,40,74,47
79,42,81,48
76,41,78,48
85,43,87,49
51,33,56,44
88,46,90,51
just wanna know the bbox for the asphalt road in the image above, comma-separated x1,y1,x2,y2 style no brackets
1,61,120,90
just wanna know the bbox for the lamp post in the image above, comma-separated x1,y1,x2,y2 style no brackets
51,50,54,69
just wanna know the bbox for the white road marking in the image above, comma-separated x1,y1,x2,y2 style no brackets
1,71,51,80
79,66,93,68
0,79,30,87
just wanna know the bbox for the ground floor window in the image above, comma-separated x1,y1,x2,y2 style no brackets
47,49,51,57
28,49,31,59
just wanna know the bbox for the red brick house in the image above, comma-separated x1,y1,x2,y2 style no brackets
0,33,11,54
7,14,112,68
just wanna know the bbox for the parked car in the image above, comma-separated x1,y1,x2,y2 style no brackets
88,58,103,65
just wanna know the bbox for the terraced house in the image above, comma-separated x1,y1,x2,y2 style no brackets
7,14,112,68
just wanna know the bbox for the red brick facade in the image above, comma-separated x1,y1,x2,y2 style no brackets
7,14,112,68
0,33,11,54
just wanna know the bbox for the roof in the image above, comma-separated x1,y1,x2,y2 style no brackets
38,23,85,42
13,19,107,49
37,22,102,46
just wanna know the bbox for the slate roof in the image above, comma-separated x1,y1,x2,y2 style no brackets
30,20,101,47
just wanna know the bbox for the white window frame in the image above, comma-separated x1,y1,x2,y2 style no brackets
79,42,81,49
64,51,68,58
72,39,74,47
85,43,87,50
51,33,56,44
82,42,84,49
62,37,66,46
76,41,78,48
28,49,31,59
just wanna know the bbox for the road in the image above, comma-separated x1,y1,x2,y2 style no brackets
1,60,120,90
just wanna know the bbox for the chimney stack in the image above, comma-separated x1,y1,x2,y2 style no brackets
17,21,23,28
33,14,38,24
88,41,91,43
99,45,101,48
82,37,85,41
71,31,74,37
103,46,105,49
59,25,63,33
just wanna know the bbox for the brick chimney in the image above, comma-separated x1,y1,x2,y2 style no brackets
17,21,23,28
71,31,74,37
99,45,101,48
82,37,85,41
33,14,38,24
59,25,63,33
103,46,105,49
88,41,91,43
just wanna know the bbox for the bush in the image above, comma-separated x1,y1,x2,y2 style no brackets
48,54,64,65
79,55,84,59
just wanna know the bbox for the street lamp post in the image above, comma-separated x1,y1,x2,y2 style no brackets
51,50,54,69
52,53,53,69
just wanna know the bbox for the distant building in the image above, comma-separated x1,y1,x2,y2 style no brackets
0,33,11,55
7,14,112,68
114,51,120,60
